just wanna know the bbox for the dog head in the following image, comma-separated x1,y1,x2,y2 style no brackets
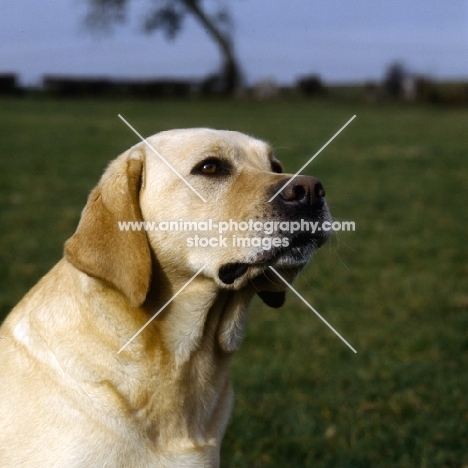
65,129,331,309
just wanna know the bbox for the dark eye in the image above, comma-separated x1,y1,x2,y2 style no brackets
271,160,283,174
191,157,232,176
201,161,218,174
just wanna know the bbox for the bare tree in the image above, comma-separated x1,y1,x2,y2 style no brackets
84,0,242,94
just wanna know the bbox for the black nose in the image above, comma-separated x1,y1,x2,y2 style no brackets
277,175,325,209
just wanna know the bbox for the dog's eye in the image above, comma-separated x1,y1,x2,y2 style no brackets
201,161,219,175
191,158,231,176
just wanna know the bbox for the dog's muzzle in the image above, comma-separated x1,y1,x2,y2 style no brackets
218,175,330,285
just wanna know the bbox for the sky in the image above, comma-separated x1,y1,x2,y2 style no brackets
1,0,467,87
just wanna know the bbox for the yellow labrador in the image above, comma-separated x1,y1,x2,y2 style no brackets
0,129,330,467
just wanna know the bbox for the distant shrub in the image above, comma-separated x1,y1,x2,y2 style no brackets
0,74,20,95
383,62,407,100
42,75,193,99
297,74,326,97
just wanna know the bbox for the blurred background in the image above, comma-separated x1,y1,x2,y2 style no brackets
1,0,467,99
1,1,467,467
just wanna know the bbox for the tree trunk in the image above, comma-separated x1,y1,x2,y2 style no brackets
181,0,241,95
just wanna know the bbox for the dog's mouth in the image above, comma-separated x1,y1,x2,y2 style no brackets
218,262,250,285
218,231,329,286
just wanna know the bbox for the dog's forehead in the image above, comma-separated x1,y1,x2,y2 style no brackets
144,128,273,168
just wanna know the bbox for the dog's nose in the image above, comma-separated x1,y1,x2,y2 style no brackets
278,175,325,208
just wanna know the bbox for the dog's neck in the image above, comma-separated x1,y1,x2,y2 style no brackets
142,276,255,366
126,276,255,453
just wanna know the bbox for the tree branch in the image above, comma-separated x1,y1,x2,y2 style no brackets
180,0,241,92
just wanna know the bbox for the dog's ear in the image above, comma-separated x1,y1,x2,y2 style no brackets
65,149,151,307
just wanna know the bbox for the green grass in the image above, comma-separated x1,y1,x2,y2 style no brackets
1,97,467,467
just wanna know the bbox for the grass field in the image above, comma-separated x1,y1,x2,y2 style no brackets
0,96,467,467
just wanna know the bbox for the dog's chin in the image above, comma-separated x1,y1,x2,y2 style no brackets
216,258,302,309
217,254,305,289
217,233,328,292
